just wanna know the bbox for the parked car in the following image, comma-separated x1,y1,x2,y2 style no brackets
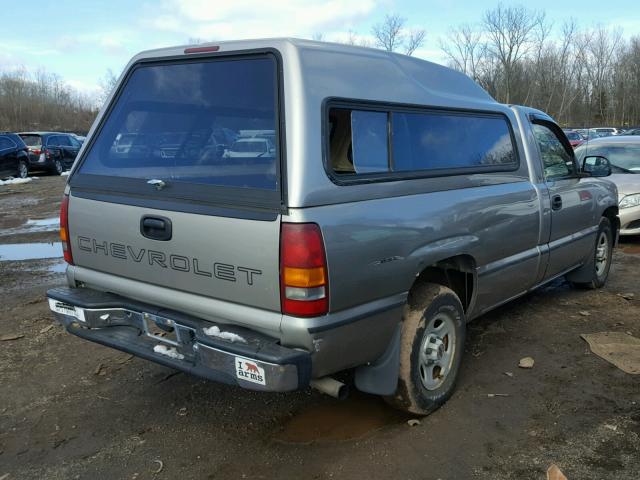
622,128,640,136
588,127,620,138
19,132,82,175
0,132,29,179
47,39,619,415
563,130,584,148
575,136,640,236
223,136,275,158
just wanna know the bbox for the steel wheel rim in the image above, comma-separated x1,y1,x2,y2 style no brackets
419,312,456,391
55,160,63,174
595,231,609,277
19,162,27,178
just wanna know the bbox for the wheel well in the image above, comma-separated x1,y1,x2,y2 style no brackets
410,255,476,312
603,206,619,237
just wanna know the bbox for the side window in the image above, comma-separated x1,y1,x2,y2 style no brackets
351,111,388,173
328,108,389,174
58,135,72,147
47,136,59,147
328,105,518,177
532,123,575,179
392,112,516,171
0,136,13,150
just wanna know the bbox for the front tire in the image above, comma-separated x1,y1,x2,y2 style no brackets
385,283,466,415
570,217,613,289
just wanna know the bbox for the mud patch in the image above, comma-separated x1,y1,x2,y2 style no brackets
274,393,411,444
0,242,62,261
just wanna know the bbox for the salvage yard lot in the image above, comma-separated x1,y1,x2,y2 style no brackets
1,176,639,480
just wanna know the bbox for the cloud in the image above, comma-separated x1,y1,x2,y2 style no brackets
146,0,380,40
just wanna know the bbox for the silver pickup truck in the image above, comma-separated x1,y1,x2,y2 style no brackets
47,39,619,415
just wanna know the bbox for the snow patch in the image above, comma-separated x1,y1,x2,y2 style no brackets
153,344,185,360
0,177,33,186
60,171,71,176
203,326,247,344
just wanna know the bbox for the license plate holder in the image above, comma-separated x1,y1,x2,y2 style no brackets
142,313,178,346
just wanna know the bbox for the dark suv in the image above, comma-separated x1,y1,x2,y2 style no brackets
0,132,29,179
19,132,81,175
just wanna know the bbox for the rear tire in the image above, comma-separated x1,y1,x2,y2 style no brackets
570,217,613,289
384,283,466,415
53,159,64,176
18,160,28,179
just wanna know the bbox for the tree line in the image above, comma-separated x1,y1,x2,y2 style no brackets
439,5,640,128
0,68,98,133
344,6,640,128
1,4,638,133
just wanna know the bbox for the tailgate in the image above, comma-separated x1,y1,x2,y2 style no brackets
68,196,281,311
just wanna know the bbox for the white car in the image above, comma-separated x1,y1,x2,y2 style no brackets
223,137,275,158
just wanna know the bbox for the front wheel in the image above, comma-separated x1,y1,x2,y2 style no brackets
570,217,613,289
18,160,28,179
385,283,466,415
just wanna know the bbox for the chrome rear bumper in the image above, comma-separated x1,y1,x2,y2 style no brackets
47,287,311,392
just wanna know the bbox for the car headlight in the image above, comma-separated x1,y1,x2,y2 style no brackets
619,193,640,209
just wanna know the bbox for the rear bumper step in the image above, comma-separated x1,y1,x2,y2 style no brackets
46,287,311,392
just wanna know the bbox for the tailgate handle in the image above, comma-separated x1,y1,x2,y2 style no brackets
140,216,172,241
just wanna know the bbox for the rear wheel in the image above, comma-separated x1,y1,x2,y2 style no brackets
53,159,64,175
570,217,613,289
385,283,466,415
18,160,28,179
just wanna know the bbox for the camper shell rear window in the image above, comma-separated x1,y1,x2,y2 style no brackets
70,52,283,212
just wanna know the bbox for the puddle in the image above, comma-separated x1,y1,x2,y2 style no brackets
48,262,67,273
274,393,411,444
0,217,59,237
0,242,62,261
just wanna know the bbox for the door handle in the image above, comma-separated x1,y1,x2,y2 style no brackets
551,195,563,211
140,215,172,241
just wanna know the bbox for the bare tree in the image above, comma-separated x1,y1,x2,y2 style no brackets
482,4,545,103
441,24,486,81
98,68,118,105
372,14,405,51
405,29,426,56
371,14,425,56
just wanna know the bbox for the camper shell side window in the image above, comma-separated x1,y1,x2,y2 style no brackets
326,100,519,184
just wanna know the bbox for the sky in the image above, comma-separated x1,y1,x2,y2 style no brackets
0,0,637,101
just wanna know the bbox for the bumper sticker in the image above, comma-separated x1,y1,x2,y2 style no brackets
235,357,266,385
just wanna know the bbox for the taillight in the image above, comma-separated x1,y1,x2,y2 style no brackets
60,195,73,264
32,148,41,155
280,223,328,317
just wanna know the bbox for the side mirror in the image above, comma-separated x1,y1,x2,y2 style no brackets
582,155,611,177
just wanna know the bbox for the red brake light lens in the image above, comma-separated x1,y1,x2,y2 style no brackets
184,46,220,54
280,223,328,317
60,195,73,265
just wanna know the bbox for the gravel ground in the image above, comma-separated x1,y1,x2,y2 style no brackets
1,176,639,479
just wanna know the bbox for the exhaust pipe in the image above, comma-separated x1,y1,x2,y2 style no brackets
310,377,349,400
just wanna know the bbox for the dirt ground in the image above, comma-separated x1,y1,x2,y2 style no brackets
1,176,639,480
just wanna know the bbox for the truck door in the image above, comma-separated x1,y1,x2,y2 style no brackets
529,117,597,279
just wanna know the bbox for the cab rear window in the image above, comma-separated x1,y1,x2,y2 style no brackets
78,55,279,192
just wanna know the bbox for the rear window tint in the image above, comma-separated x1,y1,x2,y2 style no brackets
78,56,279,191
20,135,42,147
